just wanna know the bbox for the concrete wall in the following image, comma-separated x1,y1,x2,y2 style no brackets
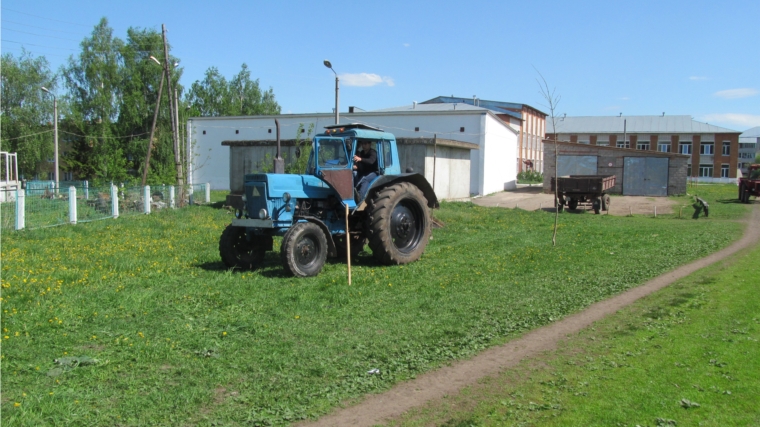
542,140,689,196
188,110,517,196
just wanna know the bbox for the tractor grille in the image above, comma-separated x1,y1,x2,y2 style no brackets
246,182,267,218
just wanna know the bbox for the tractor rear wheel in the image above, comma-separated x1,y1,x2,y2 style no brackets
219,224,270,270
281,222,328,277
367,182,431,265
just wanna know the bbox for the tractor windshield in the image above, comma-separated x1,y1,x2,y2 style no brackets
316,138,348,169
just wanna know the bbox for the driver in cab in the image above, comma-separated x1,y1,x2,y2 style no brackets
353,140,378,200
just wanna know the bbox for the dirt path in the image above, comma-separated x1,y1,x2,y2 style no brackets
471,186,682,216
298,204,759,427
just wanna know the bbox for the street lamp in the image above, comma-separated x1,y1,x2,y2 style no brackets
40,86,59,190
323,60,339,125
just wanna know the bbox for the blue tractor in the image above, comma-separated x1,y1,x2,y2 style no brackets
220,123,439,277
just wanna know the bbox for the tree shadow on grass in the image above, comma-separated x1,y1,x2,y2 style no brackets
715,198,747,204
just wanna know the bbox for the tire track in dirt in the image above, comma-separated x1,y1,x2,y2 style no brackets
298,204,759,427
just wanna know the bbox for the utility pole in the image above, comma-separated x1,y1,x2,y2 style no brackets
142,71,165,187
40,87,58,191
161,24,183,193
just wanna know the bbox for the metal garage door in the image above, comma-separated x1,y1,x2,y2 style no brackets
623,157,669,196
557,155,598,176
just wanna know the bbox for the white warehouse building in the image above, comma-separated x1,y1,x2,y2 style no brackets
187,103,520,197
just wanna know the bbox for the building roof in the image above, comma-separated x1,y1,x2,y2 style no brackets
546,115,740,134
740,126,760,138
421,96,547,120
371,102,488,113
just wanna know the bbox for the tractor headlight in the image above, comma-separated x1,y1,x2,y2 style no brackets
259,208,268,219
282,192,291,203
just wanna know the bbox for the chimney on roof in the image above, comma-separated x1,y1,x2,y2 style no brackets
413,101,417,109
563,113,567,119
473,95,477,106
619,113,623,117
662,112,665,116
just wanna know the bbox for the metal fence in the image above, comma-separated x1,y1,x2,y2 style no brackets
1,183,211,231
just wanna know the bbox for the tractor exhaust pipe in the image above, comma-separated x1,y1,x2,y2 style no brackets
274,119,285,174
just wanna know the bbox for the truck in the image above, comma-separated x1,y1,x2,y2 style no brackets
738,164,760,203
220,123,438,277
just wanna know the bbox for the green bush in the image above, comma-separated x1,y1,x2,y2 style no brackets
517,170,543,183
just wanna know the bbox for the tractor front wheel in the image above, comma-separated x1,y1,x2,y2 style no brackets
219,225,271,270
281,222,328,277
367,182,431,265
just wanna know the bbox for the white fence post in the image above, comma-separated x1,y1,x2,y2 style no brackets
205,183,211,203
15,188,25,230
69,186,77,224
170,186,176,209
111,184,119,218
144,185,151,214
84,180,89,200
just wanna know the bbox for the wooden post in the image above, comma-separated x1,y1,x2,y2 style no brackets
345,204,351,285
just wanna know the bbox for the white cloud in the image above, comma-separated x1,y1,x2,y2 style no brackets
700,113,760,128
713,88,758,99
403,43,410,47
340,73,395,87
689,76,708,81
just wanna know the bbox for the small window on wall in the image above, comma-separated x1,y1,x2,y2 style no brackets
700,143,714,155
687,165,692,176
722,143,730,155
721,164,729,178
47,172,55,180
637,142,650,150
699,164,713,177
597,140,609,146
578,140,590,145
658,143,671,153
679,143,692,154
617,140,630,148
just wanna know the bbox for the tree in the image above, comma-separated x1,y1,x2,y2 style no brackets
0,50,58,178
62,17,129,182
187,64,280,117
535,69,561,247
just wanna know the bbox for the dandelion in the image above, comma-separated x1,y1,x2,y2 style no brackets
294,315,300,319
222,331,228,336
14,402,20,407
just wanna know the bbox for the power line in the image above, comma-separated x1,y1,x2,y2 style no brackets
1,19,85,35
2,27,82,43
1,7,93,27
0,130,53,141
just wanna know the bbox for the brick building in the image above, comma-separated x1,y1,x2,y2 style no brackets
545,115,741,180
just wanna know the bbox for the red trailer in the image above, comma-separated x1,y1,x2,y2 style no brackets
738,164,760,203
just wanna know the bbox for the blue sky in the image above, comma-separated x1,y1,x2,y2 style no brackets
3,0,758,131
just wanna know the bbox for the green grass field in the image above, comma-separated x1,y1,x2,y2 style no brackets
0,185,751,426
393,216,760,427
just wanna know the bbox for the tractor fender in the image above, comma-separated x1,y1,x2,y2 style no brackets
297,216,338,257
366,173,439,209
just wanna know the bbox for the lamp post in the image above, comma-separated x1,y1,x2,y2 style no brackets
40,87,59,190
323,60,339,124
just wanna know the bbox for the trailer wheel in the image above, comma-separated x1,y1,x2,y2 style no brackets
592,197,601,214
368,182,431,265
568,198,579,210
602,194,611,211
219,225,270,270
281,222,328,277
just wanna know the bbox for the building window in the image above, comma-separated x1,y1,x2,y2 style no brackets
679,143,692,155
637,142,650,150
658,143,671,153
700,143,714,155
721,164,729,178
722,143,730,155
578,140,590,145
739,142,756,149
699,164,713,177
597,140,609,147
617,140,630,149
47,157,54,163
63,171,73,181
47,172,55,180
687,165,692,177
